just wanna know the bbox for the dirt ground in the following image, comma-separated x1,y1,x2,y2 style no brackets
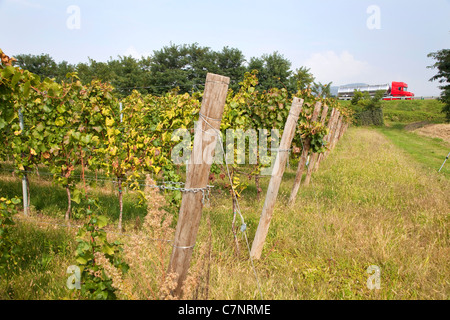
412,123,450,144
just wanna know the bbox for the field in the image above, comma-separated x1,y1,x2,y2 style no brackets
1,117,449,300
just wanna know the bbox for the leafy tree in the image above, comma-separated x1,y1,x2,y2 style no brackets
76,58,115,86
214,47,247,91
351,90,384,126
107,55,152,96
56,61,76,82
148,43,195,95
428,49,450,122
312,81,333,98
14,53,55,80
148,43,245,95
247,51,292,91
289,66,315,91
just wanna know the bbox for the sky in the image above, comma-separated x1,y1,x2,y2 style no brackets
1,0,450,96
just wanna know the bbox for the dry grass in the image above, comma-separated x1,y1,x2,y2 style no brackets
413,123,450,144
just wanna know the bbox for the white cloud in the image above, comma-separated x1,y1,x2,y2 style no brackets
304,50,373,85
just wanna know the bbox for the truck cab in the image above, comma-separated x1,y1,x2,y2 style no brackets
387,81,414,100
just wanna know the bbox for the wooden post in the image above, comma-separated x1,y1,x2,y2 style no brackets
323,110,341,159
339,121,348,140
330,115,343,151
250,97,303,260
167,73,229,297
314,107,337,172
287,101,322,207
302,104,329,186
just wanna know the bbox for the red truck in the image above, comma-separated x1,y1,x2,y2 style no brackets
338,81,414,100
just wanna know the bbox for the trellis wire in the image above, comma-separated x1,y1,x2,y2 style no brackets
198,112,264,300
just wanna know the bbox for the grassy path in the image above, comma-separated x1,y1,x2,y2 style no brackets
378,124,450,176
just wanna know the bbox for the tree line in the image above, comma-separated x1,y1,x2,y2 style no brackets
13,43,332,98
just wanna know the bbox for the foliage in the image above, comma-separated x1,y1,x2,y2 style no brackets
1,47,353,227
10,44,323,97
247,51,293,92
13,53,75,83
289,66,315,92
428,49,450,122
74,198,129,300
0,196,21,276
350,90,384,126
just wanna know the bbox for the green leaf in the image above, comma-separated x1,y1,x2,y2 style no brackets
76,256,88,265
11,198,21,205
71,131,81,141
72,189,82,204
23,81,31,97
101,244,115,255
11,72,22,87
2,66,15,78
96,215,108,228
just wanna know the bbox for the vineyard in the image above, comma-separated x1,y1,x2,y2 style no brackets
2,47,448,301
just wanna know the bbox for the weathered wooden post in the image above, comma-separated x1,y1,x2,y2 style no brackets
167,73,230,297
287,101,322,206
250,97,303,260
323,110,341,159
302,104,329,186
330,115,344,151
314,108,338,172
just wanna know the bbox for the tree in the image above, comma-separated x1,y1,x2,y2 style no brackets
148,43,192,95
428,49,450,122
312,81,333,98
76,58,115,86
214,47,247,91
247,51,292,91
14,53,58,80
351,90,384,126
289,66,315,92
107,55,152,96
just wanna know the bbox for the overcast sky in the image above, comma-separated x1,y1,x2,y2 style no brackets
1,0,450,96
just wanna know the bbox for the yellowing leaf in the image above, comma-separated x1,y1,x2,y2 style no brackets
106,117,115,127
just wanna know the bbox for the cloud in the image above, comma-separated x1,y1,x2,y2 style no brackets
304,50,373,85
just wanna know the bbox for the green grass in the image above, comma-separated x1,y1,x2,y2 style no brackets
0,220,76,299
0,171,148,225
341,99,447,123
377,125,450,176
1,127,449,300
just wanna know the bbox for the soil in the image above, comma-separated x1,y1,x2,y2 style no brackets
404,121,430,131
